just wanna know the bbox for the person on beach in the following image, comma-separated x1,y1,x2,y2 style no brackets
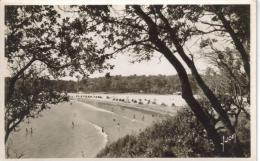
72,121,75,128
30,127,33,134
102,127,104,133
26,128,28,135
81,151,84,157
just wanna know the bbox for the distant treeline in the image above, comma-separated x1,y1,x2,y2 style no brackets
45,74,199,94
5,74,199,94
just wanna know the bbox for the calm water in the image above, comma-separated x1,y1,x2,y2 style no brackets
6,100,161,158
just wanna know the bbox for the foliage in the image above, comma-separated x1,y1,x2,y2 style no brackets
5,6,112,78
4,5,112,142
97,108,215,157
97,108,250,158
235,115,250,157
4,71,68,142
201,48,250,126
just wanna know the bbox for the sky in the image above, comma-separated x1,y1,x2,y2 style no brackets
90,53,177,78
86,51,211,79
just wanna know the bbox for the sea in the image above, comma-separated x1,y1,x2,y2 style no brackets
6,97,166,158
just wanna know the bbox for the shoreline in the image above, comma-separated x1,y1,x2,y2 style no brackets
76,98,180,117
72,99,170,147
87,121,108,151
73,100,150,145
68,92,188,110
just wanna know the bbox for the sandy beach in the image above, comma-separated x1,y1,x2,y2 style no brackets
6,99,167,158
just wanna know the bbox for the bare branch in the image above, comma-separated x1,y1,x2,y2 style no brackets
199,20,224,27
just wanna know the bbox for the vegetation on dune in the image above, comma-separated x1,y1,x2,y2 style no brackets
97,108,250,158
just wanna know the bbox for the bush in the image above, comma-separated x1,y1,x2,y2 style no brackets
235,115,250,157
97,108,215,157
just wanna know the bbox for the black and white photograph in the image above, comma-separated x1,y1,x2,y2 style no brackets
0,0,256,159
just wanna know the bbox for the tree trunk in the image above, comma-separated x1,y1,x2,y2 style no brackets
5,58,35,143
5,130,10,144
175,42,235,134
154,8,245,156
155,8,235,135
155,38,224,155
133,5,224,155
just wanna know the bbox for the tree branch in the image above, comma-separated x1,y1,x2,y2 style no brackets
6,57,36,103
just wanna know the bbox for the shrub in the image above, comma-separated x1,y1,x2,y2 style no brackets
97,108,215,157
235,115,250,157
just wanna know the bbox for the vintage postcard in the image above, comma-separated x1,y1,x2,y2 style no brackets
0,0,257,160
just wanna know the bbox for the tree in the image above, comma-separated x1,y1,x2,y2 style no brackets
188,5,250,80
211,5,250,79
74,5,250,156
193,5,250,121
5,72,66,142
5,5,112,142
203,48,250,125
132,6,225,154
